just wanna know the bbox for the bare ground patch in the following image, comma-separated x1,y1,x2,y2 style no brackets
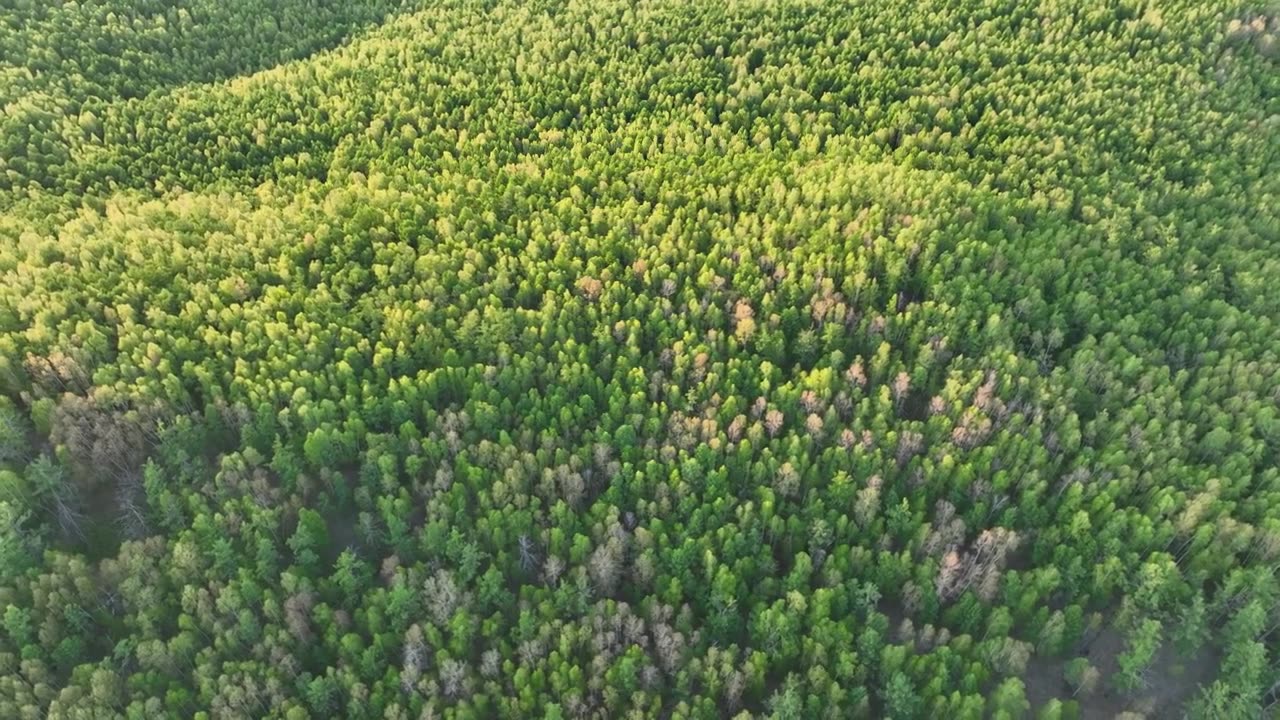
1025,627,1220,718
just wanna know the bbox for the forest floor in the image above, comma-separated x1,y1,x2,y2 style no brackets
1023,628,1220,717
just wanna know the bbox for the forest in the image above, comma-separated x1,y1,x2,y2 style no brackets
0,0,1277,717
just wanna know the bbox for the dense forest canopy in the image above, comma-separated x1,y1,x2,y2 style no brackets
0,0,1277,718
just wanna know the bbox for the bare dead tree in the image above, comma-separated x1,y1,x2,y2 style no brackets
115,471,149,540
517,534,539,573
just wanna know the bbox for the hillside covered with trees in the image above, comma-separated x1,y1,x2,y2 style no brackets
0,0,1277,718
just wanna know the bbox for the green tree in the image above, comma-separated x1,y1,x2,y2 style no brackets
988,678,1030,720
289,509,329,574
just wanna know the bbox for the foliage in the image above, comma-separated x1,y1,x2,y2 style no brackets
0,0,1277,717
